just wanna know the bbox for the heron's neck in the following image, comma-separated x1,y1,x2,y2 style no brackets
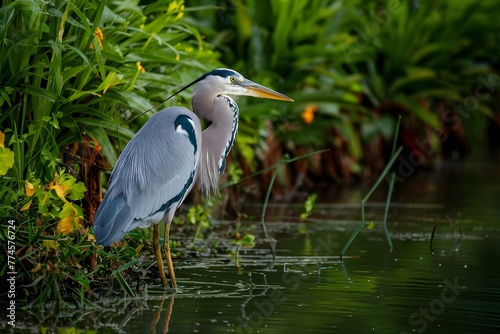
192,86,239,196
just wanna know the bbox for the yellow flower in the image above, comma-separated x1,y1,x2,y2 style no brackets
21,180,35,211
57,215,77,234
49,176,71,201
0,130,5,148
168,1,179,12
94,27,104,49
168,1,184,20
25,180,35,197
301,105,318,124
136,62,145,73
176,5,185,20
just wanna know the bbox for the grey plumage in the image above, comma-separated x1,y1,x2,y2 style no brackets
92,68,292,287
93,108,201,245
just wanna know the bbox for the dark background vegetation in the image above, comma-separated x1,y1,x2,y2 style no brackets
1,0,499,305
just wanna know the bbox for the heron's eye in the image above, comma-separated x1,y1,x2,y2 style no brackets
229,76,236,83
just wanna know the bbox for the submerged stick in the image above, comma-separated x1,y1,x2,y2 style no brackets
430,217,439,255
446,215,459,250
457,222,464,249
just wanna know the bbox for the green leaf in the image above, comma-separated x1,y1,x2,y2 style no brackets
58,202,74,219
85,126,118,167
304,194,317,215
68,182,86,201
237,234,256,248
389,67,437,95
394,95,440,128
21,85,64,103
340,118,363,160
112,259,139,297
0,147,15,175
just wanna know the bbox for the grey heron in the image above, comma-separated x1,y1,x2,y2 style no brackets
93,68,293,287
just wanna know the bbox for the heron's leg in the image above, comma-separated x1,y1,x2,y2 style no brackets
153,224,168,286
163,222,177,288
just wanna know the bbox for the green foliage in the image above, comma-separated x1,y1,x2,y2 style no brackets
231,230,256,268
0,171,89,306
300,193,318,222
186,203,211,242
0,0,214,203
24,171,86,232
232,233,255,248
299,193,317,235
0,217,92,306
227,164,244,184
0,131,14,175
346,0,499,125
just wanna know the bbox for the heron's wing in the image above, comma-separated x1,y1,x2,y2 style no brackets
93,108,201,245
92,192,132,245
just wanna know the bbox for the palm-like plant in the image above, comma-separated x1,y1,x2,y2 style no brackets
346,0,500,162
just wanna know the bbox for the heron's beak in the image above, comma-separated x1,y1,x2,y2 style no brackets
240,79,294,102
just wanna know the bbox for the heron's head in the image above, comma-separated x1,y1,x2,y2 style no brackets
197,68,294,102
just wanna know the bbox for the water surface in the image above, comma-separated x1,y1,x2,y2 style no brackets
3,159,500,333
